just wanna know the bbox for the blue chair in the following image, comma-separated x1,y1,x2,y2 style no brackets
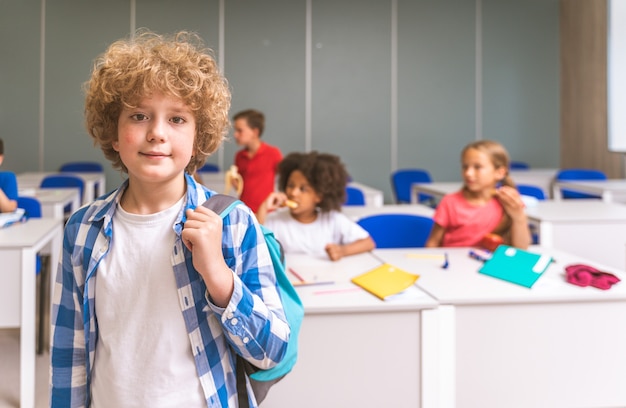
510,161,530,170
40,174,84,214
60,162,103,200
357,213,434,248
391,168,433,204
556,168,607,199
59,161,103,173
197,163,220,173
517,184,546,200
344,186,366,206
16,196,47,354
515,185,544,245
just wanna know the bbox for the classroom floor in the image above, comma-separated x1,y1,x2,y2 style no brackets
0,329,49,408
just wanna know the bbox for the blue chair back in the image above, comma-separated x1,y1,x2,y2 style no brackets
391,168,433,204
556,168,607,199
40,174,85,211
17,196,42,219
16,196,43,275
344,186,366,206
198,163,220,173
510,161,530,170
517,184,546,200
59,161,103,173
357,213,434,248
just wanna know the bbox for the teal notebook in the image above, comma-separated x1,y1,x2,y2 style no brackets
478,245,552,288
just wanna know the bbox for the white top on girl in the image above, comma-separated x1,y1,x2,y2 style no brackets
265,208,370,259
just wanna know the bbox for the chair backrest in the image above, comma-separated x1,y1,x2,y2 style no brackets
16,196,42,219
197,163,220,173
510,161,530,170
391,168,432,204
40,174,85,209
517,184,546,200
556,168,607,199
344,186,366,206
59,161,103,173
357,213,434,248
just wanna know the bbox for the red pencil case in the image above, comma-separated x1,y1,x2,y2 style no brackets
565,264,621,290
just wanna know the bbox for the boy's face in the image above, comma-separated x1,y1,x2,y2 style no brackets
233,118,259,147
114,92,196,185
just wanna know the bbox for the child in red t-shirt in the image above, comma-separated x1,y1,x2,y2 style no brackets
231,109,282,213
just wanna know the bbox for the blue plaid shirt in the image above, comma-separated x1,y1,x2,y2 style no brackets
50,173,290,407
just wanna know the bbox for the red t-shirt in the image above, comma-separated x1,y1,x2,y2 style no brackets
234,142,282,213
433,190,504,247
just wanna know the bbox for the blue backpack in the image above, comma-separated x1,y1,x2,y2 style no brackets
202,194,304,406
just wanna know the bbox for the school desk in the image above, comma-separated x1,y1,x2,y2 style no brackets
341,203,434,221
526,199,626,270
510,168,558,198
0,218,62,408
373,246,626,408
552,179,626,203
198,171,228,193
17,171,106,205
410,182,460,204
19,188,81,220
260,252,439,408
347,181,384,207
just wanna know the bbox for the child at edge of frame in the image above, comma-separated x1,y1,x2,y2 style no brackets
49,29,290,408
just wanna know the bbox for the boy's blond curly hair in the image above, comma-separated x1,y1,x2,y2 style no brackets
84,30,231,174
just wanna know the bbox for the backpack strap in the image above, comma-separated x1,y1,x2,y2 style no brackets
201,193,241,217
202,193,255,407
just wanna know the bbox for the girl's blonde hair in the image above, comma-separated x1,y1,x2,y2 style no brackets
84,30,231,174
461,140,516,188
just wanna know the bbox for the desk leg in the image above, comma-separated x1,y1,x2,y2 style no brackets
20,249,37,408
552,184,563,201
421,306,456,408
537,221,554,248
411,185,418,204
97,175,105,197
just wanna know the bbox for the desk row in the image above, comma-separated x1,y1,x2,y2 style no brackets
262,248,626,408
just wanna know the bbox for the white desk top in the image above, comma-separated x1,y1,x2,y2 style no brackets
17,171,103,185
341,204,434,221
20,187,80,203
510,168,558,176
373,247,626,305
0,218,62,248
556,179,626,190
286,252,438,313
526,199,626,222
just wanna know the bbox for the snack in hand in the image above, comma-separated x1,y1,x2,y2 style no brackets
284,199,298,209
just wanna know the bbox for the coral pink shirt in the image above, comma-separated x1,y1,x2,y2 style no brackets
235,142,282,213
433,190,504,247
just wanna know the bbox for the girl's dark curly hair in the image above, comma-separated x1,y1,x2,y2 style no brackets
277,151,348,212
84,29,231,174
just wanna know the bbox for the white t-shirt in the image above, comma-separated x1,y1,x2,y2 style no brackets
264,208,370,259
91,197,206,408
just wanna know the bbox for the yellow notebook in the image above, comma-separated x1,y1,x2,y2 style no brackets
351,263,420,300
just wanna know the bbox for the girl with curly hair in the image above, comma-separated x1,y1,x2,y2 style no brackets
50,30,290,408
257,151,375,261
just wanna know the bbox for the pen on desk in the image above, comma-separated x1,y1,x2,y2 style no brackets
441,252,449,269
468,249,491,262
292,280,335,287
288,267,306,282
